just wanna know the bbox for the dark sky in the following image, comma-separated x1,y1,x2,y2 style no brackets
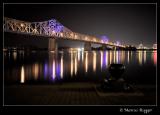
4,3,156,48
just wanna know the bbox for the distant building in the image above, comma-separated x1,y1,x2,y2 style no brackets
138,44,144,49
153,44,157,49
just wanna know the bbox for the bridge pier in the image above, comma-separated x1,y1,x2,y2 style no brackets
102,44,106,50
84,42,91,51
113,46,116,50
48,38,58,52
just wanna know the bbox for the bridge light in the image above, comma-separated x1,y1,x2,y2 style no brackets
20,23,24,27
71,33,73,37
101,40,104,43
60,33,63,37
52,30,55,34
75,35,77,39
77,48,81,51
85,37,88,40
116,41,120,46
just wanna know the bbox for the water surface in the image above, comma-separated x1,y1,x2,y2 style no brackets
4,50,157,85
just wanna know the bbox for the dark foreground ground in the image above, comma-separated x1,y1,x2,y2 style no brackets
4,82,156,105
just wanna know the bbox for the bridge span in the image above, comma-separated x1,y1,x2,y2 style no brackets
3,17,126,51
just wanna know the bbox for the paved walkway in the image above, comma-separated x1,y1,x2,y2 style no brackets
4,83,156,105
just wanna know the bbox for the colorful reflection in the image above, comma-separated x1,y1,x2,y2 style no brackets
33,63,39,79
8,50,156,84
74,53,77,75
121,51,125,63
93,51,96,72
43,54,64,80
85,52,88,73
78,50,80,61
131,51,133,62
113,51,116,63
71,52,73,77
144,51,146,64
109,51,112,65
44,63,48,78
153,51,157,65
56,63,61,80
102,51,108,69
101,51,123,64
105,51,108,67
20,66,25,83
52,60,56,80
100,51,103,70
138,51,143,65
13,52,17,60
127,51,130,63
116,51,119,63
137,51,147,65
60,55,63,79
103,51,106,68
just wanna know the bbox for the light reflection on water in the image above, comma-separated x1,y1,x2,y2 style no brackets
52,59,56,80
20,66,25,83
60,55,63,79
100,51,103,70
4,50,157,84
153,51,157,65
85,51,88,73
93,51,96,72
70,52,73,77
13,52,17,61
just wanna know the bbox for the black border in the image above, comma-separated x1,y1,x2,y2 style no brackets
1,0,159,113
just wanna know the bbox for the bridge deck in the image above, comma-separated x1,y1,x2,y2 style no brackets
4,17,125,48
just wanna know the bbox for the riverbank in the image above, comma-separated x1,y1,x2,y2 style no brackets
4,82,156,105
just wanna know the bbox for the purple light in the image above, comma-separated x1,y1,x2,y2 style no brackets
116,41,120,45
44,63,48,78
56,63,61,80
101,35,109,43
103,52,106,67
49,19,64,33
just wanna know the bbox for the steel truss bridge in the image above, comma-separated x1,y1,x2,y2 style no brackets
3,17,125,50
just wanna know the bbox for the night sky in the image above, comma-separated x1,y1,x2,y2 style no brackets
4,3,156,48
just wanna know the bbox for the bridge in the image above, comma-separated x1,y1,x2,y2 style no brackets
3,17,125,51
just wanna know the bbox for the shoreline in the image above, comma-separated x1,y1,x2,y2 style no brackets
4,82,156,105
